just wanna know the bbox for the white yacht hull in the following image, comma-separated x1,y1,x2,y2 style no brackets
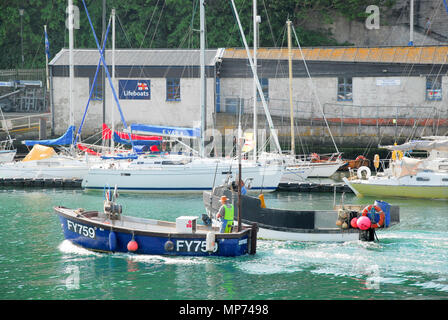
0,150,16,163
0,156,90,179
82,158,283,192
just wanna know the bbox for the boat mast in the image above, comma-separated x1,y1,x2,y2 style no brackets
200,0,206,158
252,0,258,160
287,20,295,156
68,0,75,135
230,0,282,154
111,8,115,154
409,0,414,45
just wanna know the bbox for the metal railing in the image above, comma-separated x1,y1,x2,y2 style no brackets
217,96,445,126
1,112,52,134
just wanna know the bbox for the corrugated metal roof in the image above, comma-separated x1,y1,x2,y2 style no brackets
49,48,221,66
223,46,448,64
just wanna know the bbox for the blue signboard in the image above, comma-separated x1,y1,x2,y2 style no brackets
119,80,151,100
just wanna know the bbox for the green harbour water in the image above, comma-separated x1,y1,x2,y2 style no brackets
0,187,447,300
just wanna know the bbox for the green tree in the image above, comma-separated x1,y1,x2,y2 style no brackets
0,0,395,69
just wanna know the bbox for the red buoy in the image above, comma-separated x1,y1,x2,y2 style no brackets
127,240,138,252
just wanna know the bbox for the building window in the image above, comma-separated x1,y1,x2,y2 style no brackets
89,76,103,101
224,97,244,114
426,76,442,101
166,78,181,101
256,78,269,101
337,77,352,101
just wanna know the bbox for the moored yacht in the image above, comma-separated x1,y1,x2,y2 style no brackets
344,137,448,200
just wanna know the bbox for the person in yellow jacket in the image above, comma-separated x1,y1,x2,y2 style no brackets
216,196,234,233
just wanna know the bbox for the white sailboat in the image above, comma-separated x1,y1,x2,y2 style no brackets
82,0,284,193
0,1,107,180
343,137,448,199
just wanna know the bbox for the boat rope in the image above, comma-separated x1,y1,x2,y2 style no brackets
73,17,111,147
81,0,136,153
290,24,339,154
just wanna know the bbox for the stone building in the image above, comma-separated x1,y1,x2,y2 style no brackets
49,45,448,148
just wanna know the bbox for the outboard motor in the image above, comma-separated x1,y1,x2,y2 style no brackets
104,185,122,220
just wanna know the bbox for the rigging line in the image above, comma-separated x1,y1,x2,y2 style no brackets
112,1,162,90
290,24,339,154
400,0,443,89
81,0,133,147
139,0,163,48
261,0,278,47
149,1,166,48
116,14,134,48
74,16,112,146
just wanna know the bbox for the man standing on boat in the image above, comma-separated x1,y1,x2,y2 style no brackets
216,196,234,233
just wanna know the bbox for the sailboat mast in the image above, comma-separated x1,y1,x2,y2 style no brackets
44,25,50,92
111,8,115,154
253,0,258,160
200,0,206,158
230,0,282,154
68,0,74,130
287,20,295,156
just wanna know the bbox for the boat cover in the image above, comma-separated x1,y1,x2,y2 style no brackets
381,139,448,152
130,124,200,139
393,156,423,177
22,144,56,162
23,126,75,147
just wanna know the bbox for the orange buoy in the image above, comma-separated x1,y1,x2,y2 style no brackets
350,217,358,228
127,240,138,252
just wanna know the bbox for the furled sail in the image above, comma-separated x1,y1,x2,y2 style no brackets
130,124,200,139
102,124,162,146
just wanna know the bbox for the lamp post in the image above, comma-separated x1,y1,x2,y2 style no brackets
19,9,24,68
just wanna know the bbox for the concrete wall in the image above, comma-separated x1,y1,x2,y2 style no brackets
220,75,447,118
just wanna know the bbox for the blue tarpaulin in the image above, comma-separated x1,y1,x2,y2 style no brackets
23,126,75,147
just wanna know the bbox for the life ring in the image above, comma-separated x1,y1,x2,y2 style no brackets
357,166,371,179
373,154,380,169
355,155,366,161
361,205,385,229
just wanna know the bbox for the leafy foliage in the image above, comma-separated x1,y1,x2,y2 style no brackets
0,0,394,69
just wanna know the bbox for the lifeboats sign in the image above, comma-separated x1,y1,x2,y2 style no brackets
119,80,151,100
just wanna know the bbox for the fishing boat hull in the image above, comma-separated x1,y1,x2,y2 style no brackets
343,175,448,200
82,158,283,193
0,149,16,163
54,206,255,257
256,225,359,242
203,186,392,242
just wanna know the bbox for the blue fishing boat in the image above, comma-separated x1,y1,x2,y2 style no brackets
54,187,257,257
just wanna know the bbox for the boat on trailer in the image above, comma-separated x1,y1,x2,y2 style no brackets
203,184,399,242
55,187,257,257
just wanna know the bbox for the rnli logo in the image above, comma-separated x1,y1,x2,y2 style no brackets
137,82,148,91
119,80,151,100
